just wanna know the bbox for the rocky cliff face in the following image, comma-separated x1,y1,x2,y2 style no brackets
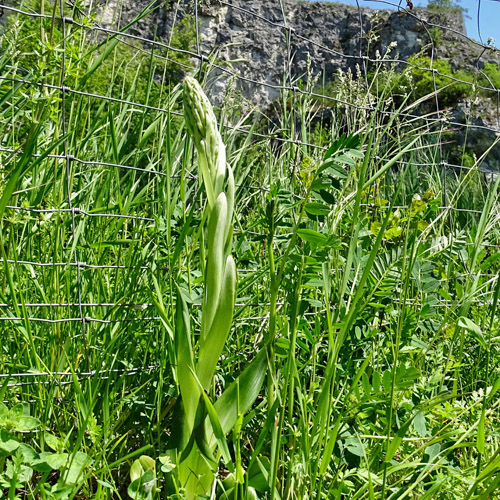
106,0,474,104
101,0,500,170
198,1,472,106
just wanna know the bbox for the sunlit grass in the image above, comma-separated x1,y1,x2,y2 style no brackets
0,1,500,499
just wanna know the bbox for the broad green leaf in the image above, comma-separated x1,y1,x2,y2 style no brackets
458,317,486,349
18,443,39,465
213,349,267,438
193,413,217,469
356,468,382,486
127,468,156,500
199,389,233,472
275,337,290,358
324,136,346,159
138,456,155,470
297,229,328,245
345,438,365,457
410,336,429,351
44,432,62,452
38,452,69,470
382,371,392,394
371,221,382,236
317,188,336,205
13,416,40,432
0,430,20,454
324,133,360,160
10,403,30,418
304,202,330,216
130,456,155,483
413,411,427,437
202,192,228,341
174,287,199,442
424,443,441,462
197,255,236,391
323,162,348,179
311,176,332,191
175,442,215,498
421,277,439,293
64,452,92,485
347,148,365,159
158,455,176,473
334,153,357,166
458,317,482,335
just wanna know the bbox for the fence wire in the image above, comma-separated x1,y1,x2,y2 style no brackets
0,0,499,393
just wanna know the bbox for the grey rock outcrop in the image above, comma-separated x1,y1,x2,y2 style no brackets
98,0,500,170
99,0,493,101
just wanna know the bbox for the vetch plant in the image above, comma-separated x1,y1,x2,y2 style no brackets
154,76,267,499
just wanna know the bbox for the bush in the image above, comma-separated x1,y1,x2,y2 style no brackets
480,62,500,95
429,26,443,47
408,54,474,106
427,0,468,15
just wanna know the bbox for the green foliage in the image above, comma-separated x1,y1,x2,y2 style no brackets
369,190,439,242
87,15,195,101
128,456,157,500
321,51,497,112
153,77,267,498
0,403,91,498
429,26,443,47
1,0,195,157
480,62,500,96
461,149,476,168
427,0,468,14
408,54,475,105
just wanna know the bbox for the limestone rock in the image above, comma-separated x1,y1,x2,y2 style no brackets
96,0,500,169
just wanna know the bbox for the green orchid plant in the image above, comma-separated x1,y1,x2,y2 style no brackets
152,76,267,499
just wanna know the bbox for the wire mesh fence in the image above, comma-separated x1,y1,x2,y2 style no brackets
1,0,499,409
